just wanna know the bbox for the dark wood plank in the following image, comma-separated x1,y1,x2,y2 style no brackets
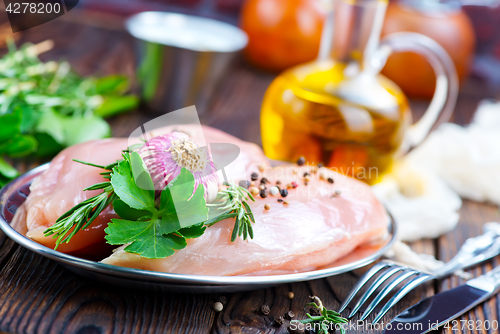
439,201,500,334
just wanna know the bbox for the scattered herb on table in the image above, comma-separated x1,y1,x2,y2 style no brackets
0,39,139,188
291,296,348,334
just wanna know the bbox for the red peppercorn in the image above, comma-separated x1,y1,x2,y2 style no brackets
291,182,298,188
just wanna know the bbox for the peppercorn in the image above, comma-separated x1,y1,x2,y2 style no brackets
258,164,265,172
327,177,334,184
239,180,250,189
276,180,281,185
283,201,289,205
264,204,271,210
269,186,279,196
297,157,305,166
260,305,270,315
218,296,227,305
213,302,223,312
273,316,285,326
304,181,309,186
318,163,324,168
260,177,269,184
280,189,288,197
259,184,266,190
287,292,294,299
286,183,293,189
260,189,268,198
303,172,310,177
251,172,259,181
335,189,342,196
285,310,295,320
304,175,311,182
277,199,283,203
291,182,298,188
250,187,259,196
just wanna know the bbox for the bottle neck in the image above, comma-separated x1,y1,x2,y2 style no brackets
318,0,388,74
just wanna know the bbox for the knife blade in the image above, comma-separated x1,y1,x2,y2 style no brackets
384,265,500,334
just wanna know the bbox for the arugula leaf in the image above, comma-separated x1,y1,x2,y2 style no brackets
0,134,37,157
0,110,21,142
35,109,111,147
110,153,155,211
95,75,130,95
95,96,139,118
0,156,18,179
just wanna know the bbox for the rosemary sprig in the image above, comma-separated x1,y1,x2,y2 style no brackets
291,296,348,334
43,159,118,249
205,182,255,241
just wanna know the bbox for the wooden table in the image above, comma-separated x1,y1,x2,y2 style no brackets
1,9,500,334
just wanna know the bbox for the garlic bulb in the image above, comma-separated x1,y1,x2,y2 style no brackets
139,131,219,202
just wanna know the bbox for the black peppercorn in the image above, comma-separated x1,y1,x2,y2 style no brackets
327,177,334,184
218,296,227,305
285,310,295,320
260,177,269,184
303,172,310,177
260,305,270,315
239,180,250,189
280,189,288,197
273,315,285,326
277,199,283,203
251,172,259,181
297,157,305,166
260,189,268,198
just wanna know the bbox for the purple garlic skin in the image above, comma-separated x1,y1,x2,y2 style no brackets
139,131,219,202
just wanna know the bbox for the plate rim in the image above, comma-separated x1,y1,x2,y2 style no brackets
0,163,397,286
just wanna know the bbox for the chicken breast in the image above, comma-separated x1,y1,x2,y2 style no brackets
102,166,389,276
23,125,269,253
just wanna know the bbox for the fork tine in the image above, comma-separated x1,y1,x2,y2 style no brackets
348,266,404,318
360,270,420,321
372,274,433,324
339,262,392,313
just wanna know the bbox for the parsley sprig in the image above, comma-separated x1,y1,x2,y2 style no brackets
292,296,348,334
44,151,258,258
205,182,255,241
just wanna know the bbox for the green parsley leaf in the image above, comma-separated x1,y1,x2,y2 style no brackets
178,223,206,239
105,165,209,259
105,218,187,259
113,199,151,221
158,167,208,232
111,152,155,211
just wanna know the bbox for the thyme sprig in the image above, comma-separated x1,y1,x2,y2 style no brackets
43,159,119,248
205,182,255,241
292,296,348,334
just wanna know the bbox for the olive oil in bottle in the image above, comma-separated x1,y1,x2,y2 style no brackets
261,0,411,184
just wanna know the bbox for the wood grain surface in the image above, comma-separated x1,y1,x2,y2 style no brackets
0,9,499,334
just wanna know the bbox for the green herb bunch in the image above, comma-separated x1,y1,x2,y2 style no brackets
292,296,348,334
0,39,138,188
44,152,258,259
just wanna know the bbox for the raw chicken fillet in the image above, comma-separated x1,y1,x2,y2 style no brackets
22,125,388,275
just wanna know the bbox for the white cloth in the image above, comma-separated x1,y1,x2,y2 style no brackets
373,100,500,270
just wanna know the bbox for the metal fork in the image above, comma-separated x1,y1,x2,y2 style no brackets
339,222,500,324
